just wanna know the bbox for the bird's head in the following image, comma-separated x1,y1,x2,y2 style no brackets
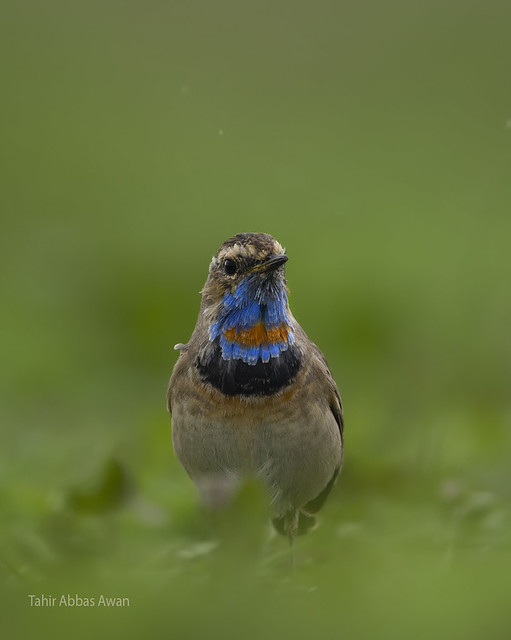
200,233,294,365
202,232,288,304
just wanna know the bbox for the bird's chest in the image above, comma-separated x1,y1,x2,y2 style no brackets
171,386,340,511
171,385,305,476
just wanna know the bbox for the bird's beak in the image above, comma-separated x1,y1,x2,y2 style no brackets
249,254,288,274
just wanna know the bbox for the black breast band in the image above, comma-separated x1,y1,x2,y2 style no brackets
196,339,302,396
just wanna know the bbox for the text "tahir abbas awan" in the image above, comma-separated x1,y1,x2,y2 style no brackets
28,594,130,607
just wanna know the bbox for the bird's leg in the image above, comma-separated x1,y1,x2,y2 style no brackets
288,532,295,575
286,510,299,576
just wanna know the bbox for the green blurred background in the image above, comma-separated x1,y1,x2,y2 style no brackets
1,0,511,637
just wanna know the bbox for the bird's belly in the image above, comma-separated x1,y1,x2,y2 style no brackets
171,393,342,513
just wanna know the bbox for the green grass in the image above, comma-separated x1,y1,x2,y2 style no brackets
1,0,511,637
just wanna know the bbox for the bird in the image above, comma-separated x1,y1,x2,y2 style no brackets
167,232,343,542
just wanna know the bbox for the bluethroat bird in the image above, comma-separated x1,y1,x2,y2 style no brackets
167,233,343,541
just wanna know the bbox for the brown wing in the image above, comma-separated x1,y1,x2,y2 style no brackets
273,343,344,537
310,340,344,442
301,342,344,518
166,343,190,415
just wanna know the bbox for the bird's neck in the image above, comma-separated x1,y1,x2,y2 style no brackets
195,279,302,396
208,283,295,365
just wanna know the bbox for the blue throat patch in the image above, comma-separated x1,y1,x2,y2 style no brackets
208,277,295,365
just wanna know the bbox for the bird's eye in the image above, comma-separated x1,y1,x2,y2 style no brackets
224,258,237,275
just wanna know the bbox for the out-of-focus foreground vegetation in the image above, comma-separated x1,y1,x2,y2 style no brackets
1,1,511,638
